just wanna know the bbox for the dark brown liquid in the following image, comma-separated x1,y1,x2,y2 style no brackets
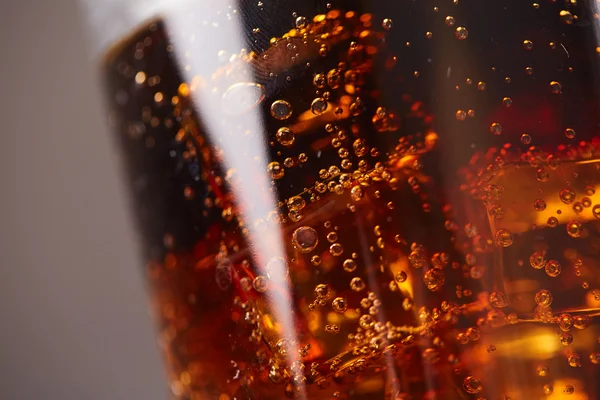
103,2,600,399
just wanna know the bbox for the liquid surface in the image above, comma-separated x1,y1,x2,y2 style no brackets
103,1,600,399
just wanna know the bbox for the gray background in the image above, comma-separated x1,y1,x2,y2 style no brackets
0,1,167,398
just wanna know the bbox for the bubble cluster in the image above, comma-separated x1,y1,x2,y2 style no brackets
125,8,600,400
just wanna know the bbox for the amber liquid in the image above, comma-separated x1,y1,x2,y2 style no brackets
103,2,600,399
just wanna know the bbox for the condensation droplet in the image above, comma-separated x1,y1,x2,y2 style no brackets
523,39,534,50
445,16,456,26
521,133,532,144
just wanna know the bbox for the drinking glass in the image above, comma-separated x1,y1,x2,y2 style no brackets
97,0,600,398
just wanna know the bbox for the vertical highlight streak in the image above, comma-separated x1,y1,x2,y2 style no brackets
165,4,307,398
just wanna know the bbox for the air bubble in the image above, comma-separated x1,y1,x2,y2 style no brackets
295,16,307,29
545,260,561,277
423,269,445,291
495,229,513,247
564,385,574,395
560,10,574,24
566,220,582,238
565,128,576,139
462,376,483,394
537,364,549,377
560,188,576,204
314,284,330,299
490,122,503,135
253,276,268,293
266,257,289,282
350,277,366,292
332,297,348,313
534,199,546,211
329,243,344,256
550,81,562,94
276,127,295,146
535,289,553,307
222,83,266,116
270,100,293,120
311,97,328,115
455,26,468,40
343,259,357,272
267,161,285,179
382,18,393,30
292,226,319,253
489,291,508,308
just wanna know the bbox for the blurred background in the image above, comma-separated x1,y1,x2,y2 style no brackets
0,1,167,398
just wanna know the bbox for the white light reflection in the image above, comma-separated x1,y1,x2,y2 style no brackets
164,3,307,398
